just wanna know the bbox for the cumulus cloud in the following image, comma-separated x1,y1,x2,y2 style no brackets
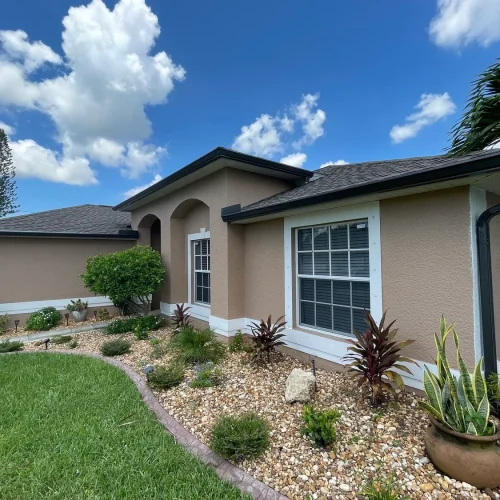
429,0,500,49
320,160,348,168
0,121,15,136
390,93,456,143
0,0,185,185
231,114,282,157
292,94,326,149
124,173,162,198
280,152,307,168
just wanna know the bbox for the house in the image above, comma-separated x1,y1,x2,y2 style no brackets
2,147,500,390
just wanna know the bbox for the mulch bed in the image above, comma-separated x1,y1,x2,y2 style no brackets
22,329,500,500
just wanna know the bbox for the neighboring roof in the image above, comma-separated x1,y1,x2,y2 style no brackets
0,204,137,239
114,147,314,212
222,149,500,222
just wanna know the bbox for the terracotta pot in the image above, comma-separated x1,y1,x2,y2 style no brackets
425,416,500,488
72,310,88,323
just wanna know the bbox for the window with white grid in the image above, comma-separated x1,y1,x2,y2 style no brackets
194,239,210,305
296,220,370,336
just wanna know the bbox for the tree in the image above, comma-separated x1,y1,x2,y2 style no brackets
81,246,165,315
0,128,18,217
448,59,500,156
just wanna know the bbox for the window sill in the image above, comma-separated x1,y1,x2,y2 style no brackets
295,323,354,342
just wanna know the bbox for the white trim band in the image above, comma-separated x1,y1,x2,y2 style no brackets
0,296,113,315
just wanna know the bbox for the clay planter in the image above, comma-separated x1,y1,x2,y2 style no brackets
71,310,88,323
425,416,500,488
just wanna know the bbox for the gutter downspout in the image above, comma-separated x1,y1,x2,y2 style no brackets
477,203,500,376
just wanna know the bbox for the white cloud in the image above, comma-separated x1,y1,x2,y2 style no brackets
429,0,500,49
292,94,326,149
390,93,456,143
280,152,307,168
320,160,348,168
0,0,185,185
0,121,15,136
124,173,162,198
232,114,283,157
10,139,97,185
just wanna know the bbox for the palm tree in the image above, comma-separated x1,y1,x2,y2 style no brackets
448,59,500,156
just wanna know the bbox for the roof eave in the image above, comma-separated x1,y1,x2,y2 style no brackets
0,230,139,239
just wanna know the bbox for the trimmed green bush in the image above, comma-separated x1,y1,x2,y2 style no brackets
100,338,131,357
148,363,184,390
191,364,222,388
105,316,162,335
25,307,62,331
0,340,24,353
300,405,341,447
210,413,269,460
170,326,226,365
52,335,72,345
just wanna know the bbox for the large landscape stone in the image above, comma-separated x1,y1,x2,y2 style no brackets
284,368,316,403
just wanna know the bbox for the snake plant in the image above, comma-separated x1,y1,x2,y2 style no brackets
419,317,496,436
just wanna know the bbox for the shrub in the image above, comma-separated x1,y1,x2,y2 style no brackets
25,307,62,331
0,314,9,333
52,335,72,345
360,474,409,500
172,303,191,330
148,363,184,390
300,405,341,447
66,299,88,312
68,340,79,349
97,308,111,321
342,310,417,405
100,338,131,357
211,413,269,460
419,317,496,436
248,315,286,363
105,315,162,335
487,373,500,417
81,245,165,315
191,363,222,388
150,338,168,360
170,326,226,364
228,330,250,353
0,340,24,353
134,325,149,340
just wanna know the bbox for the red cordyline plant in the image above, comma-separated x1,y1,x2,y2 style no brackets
172,303,191,330
248,314,287,363
342,310,418,405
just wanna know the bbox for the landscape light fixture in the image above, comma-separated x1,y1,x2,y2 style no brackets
14,320,20,333
43,338,50,350
64,313,70,326
311,357,317,393
93,310,98,321
142,365,154,381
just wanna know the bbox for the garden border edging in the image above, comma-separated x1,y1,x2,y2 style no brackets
5,350,288,500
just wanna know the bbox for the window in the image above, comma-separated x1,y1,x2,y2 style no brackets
194,239,210,305
297,220,370,336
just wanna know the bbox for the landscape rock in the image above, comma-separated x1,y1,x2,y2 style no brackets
284,368,316,403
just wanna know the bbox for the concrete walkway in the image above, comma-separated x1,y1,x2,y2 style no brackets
3,322,110,343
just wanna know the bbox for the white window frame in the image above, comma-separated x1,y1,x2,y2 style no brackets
187,230,210,310
284,202,382,341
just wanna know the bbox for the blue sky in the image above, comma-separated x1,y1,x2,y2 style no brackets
1,0,499,214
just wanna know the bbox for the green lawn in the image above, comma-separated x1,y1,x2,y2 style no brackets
0,353,248,500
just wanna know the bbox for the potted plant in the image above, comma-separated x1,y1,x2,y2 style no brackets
419,317,500,489
66,299,89,323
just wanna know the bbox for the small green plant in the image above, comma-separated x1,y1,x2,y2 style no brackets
248,315,286,363
211,413,269,460
360,474,409,500
191,364,222,388
487,373,500,417
150,338,168,360
419,316,496,436
170,326,226,364
228,330,250,353
300,405,341,447
0,314,9,333
134,325,149,340
25,307,62,331
148,363,184,390
100,338,131,357
97,308,111,321
68,340,78,349
65,299,88,312
0,340,24,353
52,335,72,345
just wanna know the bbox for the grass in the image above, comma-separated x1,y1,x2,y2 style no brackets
0,353,249,500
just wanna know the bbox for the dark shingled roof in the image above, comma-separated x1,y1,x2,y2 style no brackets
0,204,136,238
234,149,500,216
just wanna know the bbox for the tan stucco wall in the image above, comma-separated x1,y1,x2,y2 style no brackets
0,237,134,326
131,167,291,319
381,187,475,365
487,191,500,361
244,218,285,321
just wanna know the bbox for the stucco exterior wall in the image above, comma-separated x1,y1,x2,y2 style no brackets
380,187,475,365
487,191,500,362
244,218,285,321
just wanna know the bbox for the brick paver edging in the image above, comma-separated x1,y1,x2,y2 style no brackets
4,350,288,500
